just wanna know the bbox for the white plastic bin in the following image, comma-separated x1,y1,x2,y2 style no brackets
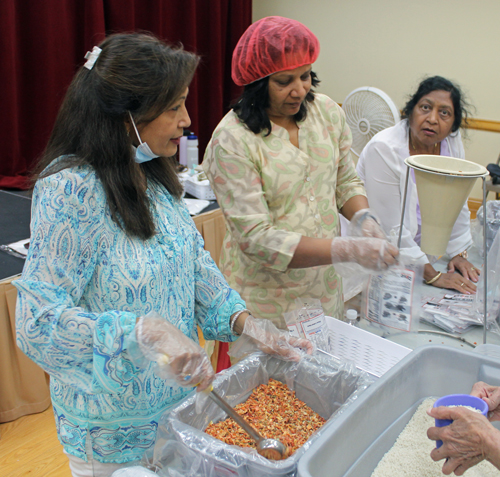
325,316,411,377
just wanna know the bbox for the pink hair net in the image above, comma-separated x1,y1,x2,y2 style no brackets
232,16,320,86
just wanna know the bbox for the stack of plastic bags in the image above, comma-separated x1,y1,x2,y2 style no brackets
420,293,483,334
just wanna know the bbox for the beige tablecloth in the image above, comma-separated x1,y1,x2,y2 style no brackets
192,208,228,370
0,276,50,423
192,207,226,267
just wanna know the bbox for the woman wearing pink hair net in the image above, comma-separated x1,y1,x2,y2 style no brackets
203,16,398,329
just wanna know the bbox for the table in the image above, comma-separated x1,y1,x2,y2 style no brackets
0,276,51,423
354,245,500,352
0,190,51,422
191,207,225,266
0,190,31,281
0,191,220,281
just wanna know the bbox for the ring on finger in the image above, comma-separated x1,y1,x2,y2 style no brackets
471,267,475,271
460,282,464,287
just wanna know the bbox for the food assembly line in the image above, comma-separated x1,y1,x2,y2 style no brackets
5,9,500,477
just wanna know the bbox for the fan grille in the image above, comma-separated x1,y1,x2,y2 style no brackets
343,89,399,157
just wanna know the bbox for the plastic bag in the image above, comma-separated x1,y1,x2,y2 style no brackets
151,352,373,477
283,298,329,351
111,467,159,477
361,252,423,336
474,224,500,333
227,315,313,363
471,216,483,257
471,200,500,258
334,261,370,302
420,293,482,334
146,441,220,477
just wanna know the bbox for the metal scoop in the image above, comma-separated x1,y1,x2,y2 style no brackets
207,388,288,460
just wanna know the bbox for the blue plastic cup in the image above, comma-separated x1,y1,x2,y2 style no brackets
433,394,489,448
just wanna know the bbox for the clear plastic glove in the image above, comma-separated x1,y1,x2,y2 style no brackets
331,236,399,271
228,315,314,362
349,208,386,239
136,311,214,391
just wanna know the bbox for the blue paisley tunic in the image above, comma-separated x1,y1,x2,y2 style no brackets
14,163,245,463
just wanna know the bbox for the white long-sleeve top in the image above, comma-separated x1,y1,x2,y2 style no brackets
356,119,472,264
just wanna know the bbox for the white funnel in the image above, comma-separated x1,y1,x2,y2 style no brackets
405,155,487,256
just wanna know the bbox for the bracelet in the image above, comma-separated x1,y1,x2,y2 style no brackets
425,271,442,285
357,210,380,226
364,212,381,225
230,309,250,335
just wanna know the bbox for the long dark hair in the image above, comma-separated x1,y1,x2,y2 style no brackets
34,33,199,240
401,76,472,133
232,71,320,135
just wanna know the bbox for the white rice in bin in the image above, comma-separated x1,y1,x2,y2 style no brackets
371,398,499,476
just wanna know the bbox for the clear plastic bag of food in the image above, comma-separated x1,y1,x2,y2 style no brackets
283,298,329,351
361,252,423,336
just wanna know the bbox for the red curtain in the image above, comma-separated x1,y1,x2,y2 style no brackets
0,0,251,189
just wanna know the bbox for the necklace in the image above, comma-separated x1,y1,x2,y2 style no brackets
410,133,438,155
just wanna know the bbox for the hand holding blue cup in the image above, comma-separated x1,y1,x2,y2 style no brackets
433,394,489,447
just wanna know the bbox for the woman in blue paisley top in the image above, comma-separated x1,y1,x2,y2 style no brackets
14,33,311,477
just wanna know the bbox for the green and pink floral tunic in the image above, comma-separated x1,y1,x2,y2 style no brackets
203,93,366,328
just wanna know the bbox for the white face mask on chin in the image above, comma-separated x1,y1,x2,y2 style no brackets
128,111,160,164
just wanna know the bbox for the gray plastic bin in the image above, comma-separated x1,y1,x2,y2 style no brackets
150,352,373,477
297,344,500,477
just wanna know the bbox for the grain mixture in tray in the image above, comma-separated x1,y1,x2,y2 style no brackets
205,378,326,456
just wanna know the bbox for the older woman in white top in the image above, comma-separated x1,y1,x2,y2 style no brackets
357,76,479,294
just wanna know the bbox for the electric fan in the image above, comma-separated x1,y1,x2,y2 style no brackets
342,86,400,157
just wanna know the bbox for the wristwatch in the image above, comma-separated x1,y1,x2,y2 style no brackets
458,250,468,259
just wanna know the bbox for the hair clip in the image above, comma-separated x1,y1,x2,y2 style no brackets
83,46,102,70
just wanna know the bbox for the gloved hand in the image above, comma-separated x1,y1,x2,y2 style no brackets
228,315,314,362
331,237,399,271
349,209,386,239
136,311,214,391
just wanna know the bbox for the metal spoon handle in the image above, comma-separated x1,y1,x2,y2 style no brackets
208,389,263,444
